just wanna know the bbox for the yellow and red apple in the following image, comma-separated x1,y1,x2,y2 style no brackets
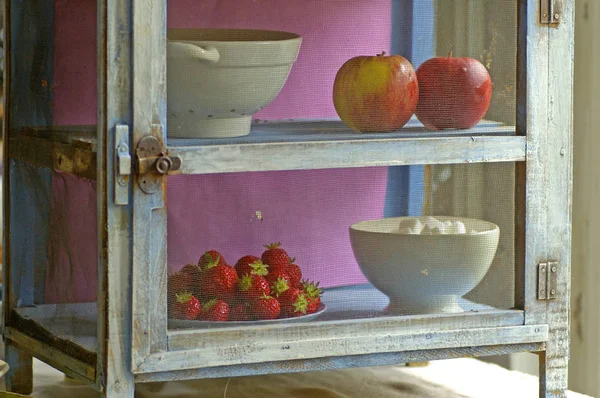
333,52,419,133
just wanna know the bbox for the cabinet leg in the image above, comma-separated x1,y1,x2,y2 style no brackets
539,351,568,398
103,365,135,398
103,380,134,397
5,342,33,395
102,384,135,398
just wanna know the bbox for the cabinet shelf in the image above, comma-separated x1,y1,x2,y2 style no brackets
9,284,533,378
11,284,522,358
9,119,523,179
170,118,523,174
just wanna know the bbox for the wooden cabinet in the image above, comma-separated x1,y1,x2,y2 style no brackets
1,1,574,397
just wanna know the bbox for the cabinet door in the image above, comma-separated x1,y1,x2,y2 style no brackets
130,1,169,370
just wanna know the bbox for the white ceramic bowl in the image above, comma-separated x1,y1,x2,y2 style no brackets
349,216,500,315
167,29,302,139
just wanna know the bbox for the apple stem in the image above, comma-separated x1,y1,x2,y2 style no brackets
378,51,386,57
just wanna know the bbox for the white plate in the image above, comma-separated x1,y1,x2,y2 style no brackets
169,303,326,329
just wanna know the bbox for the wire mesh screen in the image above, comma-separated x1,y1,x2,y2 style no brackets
8,161,97,364
166,162,515,328
4,0,99,365
165,0,517,328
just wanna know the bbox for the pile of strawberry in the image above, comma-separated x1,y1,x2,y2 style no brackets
168,243,323,322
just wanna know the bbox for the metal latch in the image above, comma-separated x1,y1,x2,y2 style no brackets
537,261,558,300
540,0,562,25
115,125,131,205
135,126,182,194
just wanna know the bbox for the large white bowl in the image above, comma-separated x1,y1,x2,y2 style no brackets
167,29,302,139
349,216,500,315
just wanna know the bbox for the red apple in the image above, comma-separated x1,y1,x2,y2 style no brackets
333,52,419,133
415,55,492,130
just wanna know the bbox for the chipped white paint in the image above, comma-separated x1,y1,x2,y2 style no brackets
540,0,574,396
130,0,168,375
170,127,525,174
136,325,548,374
96,0,135,396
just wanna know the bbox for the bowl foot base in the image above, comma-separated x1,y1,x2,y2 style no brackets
385,296,464,315
168,115,252,138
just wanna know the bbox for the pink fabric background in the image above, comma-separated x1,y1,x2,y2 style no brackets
47,0,393,302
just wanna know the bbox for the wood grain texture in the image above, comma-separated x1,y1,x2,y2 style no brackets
170,122,523,174
5,327,96,383
18,125,98,152
9,135,97,180
5,343,33,395
130,0,168,373
134,342,546,383
135,325,547,374
12,306,97,365
5,121,523,177
540,0,574,396
168,308,526,352
517,0,551,326
97,0,135,395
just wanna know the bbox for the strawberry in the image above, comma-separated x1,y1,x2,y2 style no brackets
171,292,201,320
199,257,239,301
306,297,320,313
234,256,269,277
167,270,194,313
199,299,230,322
300,279,323,301
180,263,202,294
229,303,250,321
266,269,291,286
278,288,309,318
261,242,290,272
269,275,292,298
167,269,193,295
179,264,202,298
252,294,280,320
301,280,323,314
198,250,227,270
181,262,202,276
236,274,270,302
286,258,303,287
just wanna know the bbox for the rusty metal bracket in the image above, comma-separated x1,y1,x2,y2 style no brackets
135,129,182,194
537,261,558,300
540,0,562,25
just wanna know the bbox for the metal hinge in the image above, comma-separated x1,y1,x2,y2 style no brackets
537,261,558,300
540,0,562,25
135,124,182,194
115,125,131,205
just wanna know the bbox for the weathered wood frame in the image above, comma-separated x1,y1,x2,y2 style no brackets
0,0,573,397
96,0,136,395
